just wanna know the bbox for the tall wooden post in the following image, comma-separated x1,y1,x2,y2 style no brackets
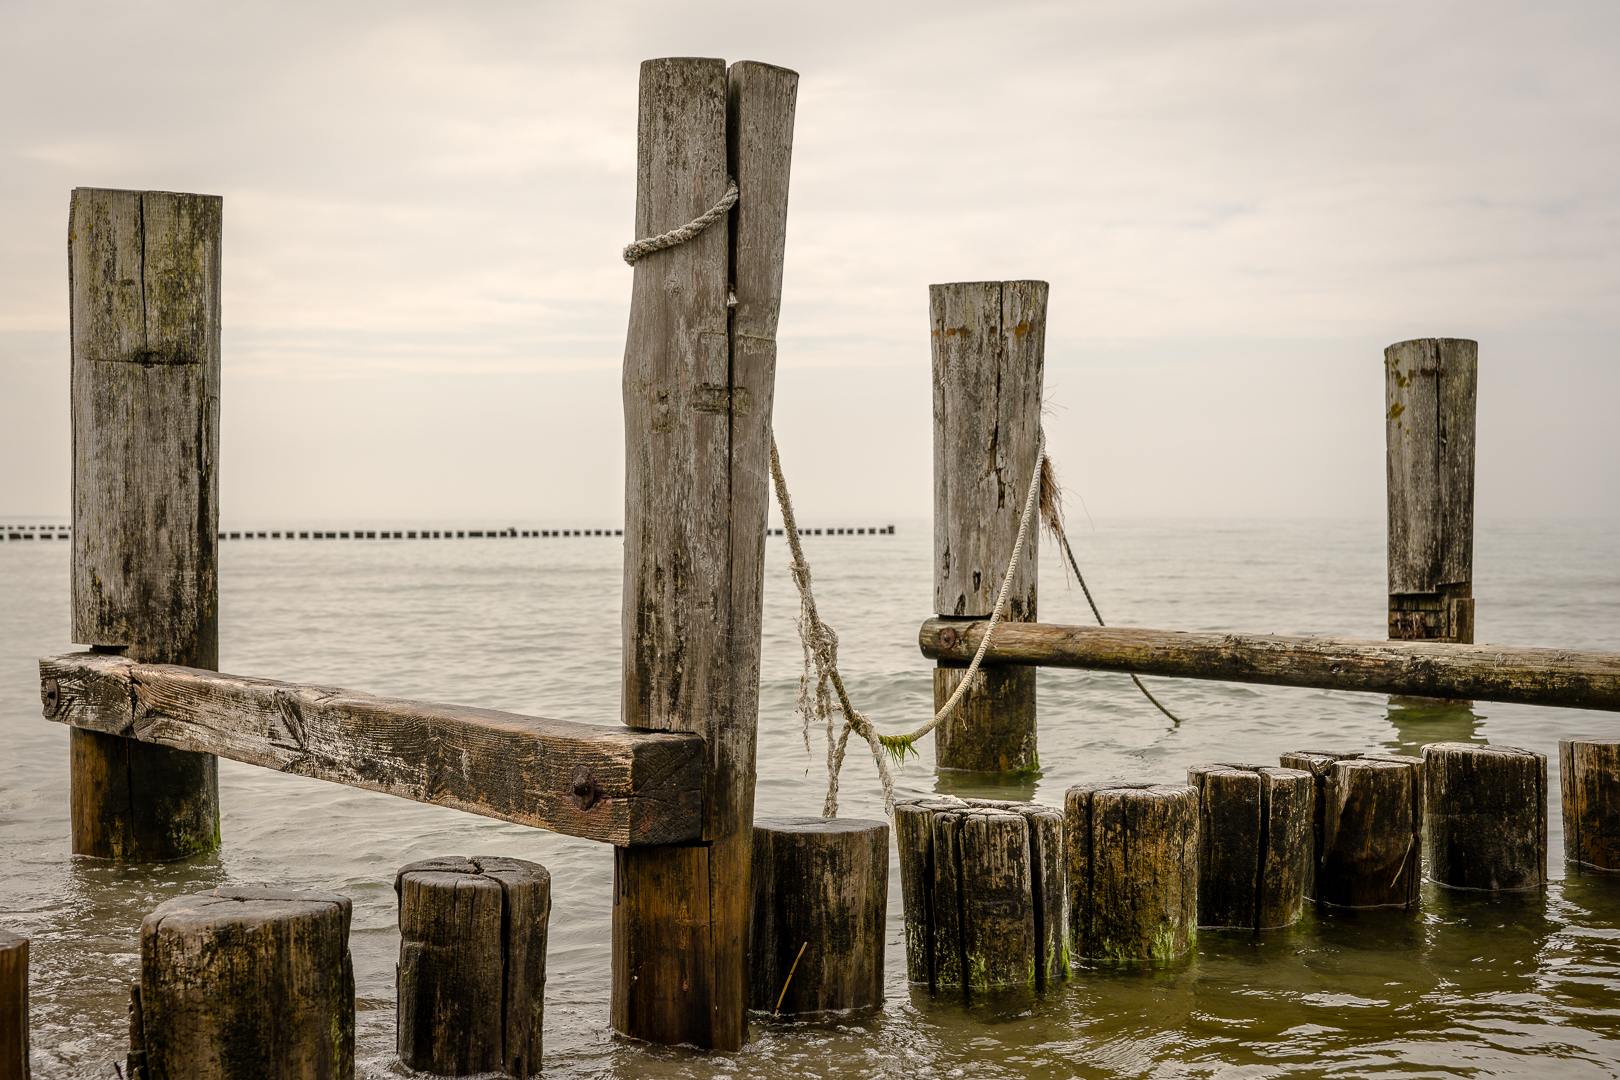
1386,338,1476,643
68,188,221,861
931,281,1046,772
612,58,796,1050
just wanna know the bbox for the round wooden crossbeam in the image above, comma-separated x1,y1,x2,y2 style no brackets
395,856,550,1077
1065,783,1198,960
750,817,888,1016
1423,743,1547,891
133,887,353,1080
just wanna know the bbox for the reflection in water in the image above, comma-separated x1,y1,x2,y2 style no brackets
933,767,1043,805
1383,698,1487,756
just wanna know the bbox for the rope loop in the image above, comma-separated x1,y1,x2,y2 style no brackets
622,178,739,266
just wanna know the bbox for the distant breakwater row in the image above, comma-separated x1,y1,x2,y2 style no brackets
4,525,898,541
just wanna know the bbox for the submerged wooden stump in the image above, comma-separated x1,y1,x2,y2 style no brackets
1423,743,1547,891
1187,764,1312,930
0,930,26,1080
134,887,354,1080
895,799,1066,996
396,856,550,1077
1281,752,1422,908
1065,784,1197,960
750,817,888,1016
1562,740,1620,871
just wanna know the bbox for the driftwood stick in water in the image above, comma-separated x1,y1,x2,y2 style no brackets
919,619,1620,712
40,652,703,847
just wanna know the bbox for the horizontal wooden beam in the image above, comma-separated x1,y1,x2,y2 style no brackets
918,619,1620,712
39,652,704,845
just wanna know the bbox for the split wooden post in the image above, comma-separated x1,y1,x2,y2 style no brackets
1064,784,1198,961
68,187,221,861
612,57,797,1051
133,887,354,1080
1386,338,1477,644
395,857,549,1076
1280,752,1423,907
931,281,1047,772
0,930,26,1080
1561,740,1620,871
895,799,1065,996
749,818,888,1016
1187,764,1312,930
1422,743,1547,891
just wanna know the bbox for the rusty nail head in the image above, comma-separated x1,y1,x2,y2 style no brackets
42,678,61,717
939,627,958,650
570,765,603,812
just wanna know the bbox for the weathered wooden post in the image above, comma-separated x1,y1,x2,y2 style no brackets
1562,740,1620,871
612,57,796,1050
133,887,354,1080
1281,752,1423,907
895,799,1065,996
1386,338,1476,644
1422,743,1547,891
1187,764,1312,930
750,818,887,1016
67,187,221,861
0,930,26,1080
931,281,1046,772
1064,783,1197,961
395,857,549,1076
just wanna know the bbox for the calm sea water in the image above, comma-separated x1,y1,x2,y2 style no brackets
2,518,1618,1078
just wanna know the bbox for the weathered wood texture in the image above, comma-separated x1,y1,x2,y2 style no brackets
1187,764,1312,930
0,930,26,1080
919,618,1620,711
750,818,887,1016
1386,338,1476,643
895,799,1065,995
1422,743,1547,891
136,887,354,1080
931,281,1045,772
1561,740,1620,871
613,57,797,1051
69,187,222,861
1065,784,1198,961
42,652,703,846
396,857,550,1076
1280,752,1422,908
932,666,1038,773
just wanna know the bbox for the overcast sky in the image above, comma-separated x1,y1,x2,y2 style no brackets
2,0,1615,525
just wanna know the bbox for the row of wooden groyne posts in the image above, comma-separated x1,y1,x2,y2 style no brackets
4,55,1619,1079
2,525,897,541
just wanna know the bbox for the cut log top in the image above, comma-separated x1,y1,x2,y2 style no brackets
41,651,704,846
142,887,351,939
919,618,1620,712
754,816,888,835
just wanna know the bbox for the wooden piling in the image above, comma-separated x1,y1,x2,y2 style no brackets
135,887,354,1080
1280,752,1423,907
1386,338,1476,644
612,57,797,1051
1422,743,1547,891
395,857,549,1076
1064,784,1197,961
896,799,1066,995
931,281,1047,772
1561,740,1620,871
749,818,887,1016
1187,764,1312,930
68,187,221,861
0,930,26,1080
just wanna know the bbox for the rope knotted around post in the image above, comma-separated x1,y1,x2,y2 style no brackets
622,178,739,265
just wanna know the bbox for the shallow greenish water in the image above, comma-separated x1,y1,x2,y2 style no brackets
2,519,1617,1077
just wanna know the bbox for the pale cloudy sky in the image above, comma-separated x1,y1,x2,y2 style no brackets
2,0,1616,524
